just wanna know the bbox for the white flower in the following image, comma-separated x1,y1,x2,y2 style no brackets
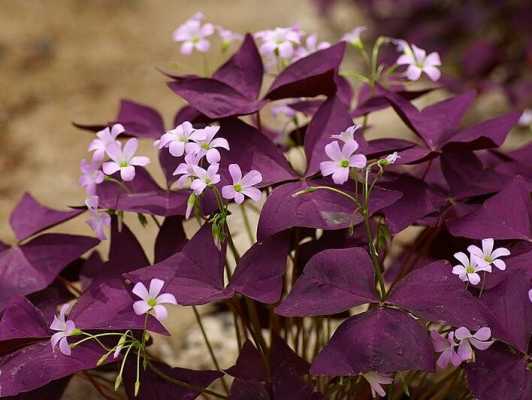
222,164,262,204
396,44,441,81
216,26,243,49
102,138,150,182
50,304,79,356
255,27,302,60
454,327,494,362
320,140,367,184
187,125,230,164
342,26,366,48
132,279,177,322
79,158,104,195
155,121,197,158
361,371,393,398
88,124,124,161
172,15,215,55
467,238,510,271
190,164,221,195
331,124,361,144
452,252,491,285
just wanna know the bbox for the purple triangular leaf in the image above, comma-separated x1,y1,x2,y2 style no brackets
387,260,493,330
311,308,435,375
229,380,270,400
154,216,187,263
115,99,165,139
225,341,267,382
447,176,532,240
9,193,84,241
3,377,71,400
265,42,346,100
276,247,378,317
229,232,290,304
0,297,50,341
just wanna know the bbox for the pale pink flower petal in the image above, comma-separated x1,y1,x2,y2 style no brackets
133,300,151,316
132,282,150,300
148,278,165,298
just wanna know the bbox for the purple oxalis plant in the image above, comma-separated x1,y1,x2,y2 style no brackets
1,11,531,400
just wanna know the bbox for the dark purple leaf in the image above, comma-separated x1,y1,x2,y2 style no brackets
154,216,187,263
9,193,83,241
229,232,290,304
2,376,71,400
0,297,49,341
361,138,417,159
96,168,189,216
0,234,98,310
304,96,354,177
115,99,165,139
276,247,378,317
225,341,267,382
125,224,233,305
265,42,346,100
311,308,435,375
387,260,493,330
466,344,532,400
230,380,270,400
447,176,532,240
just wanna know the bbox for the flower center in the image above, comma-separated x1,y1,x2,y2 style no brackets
201,143,210,150
147,298,157,308
466,265,476,274
340,159,349,168
234,183,242,192
119,161,129,168
484,256,493,263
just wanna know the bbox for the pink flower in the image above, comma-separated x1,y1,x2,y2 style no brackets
79,158,104,195
50,304,79,356
331,124,361,144
361,371,393,398
454,327,494,362
132,279,177,322
431,330,462,369
187,125,230,164
85,196,111,241
255,27,302,60
320,141,367,184
88,124,124,161
342,27,367,47
271,102,297,119
155,121,197,157
396,44,441,81
190,164,221,195
222,164,262,204
173,153,201,188
102,138,150,182
216,26,243,49
294,34,330,60
172,15,214,55
452,251,491,285
467,238,510,271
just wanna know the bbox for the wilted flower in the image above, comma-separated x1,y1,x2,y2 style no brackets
454,327,494,362
222,164,262,204
187,125,230,164
102,138,150,182
396,44,441,81
85,196,111,241
361,371,393,398
320,140,367,184
467,238,510,271
155,121,197,157
331,124,361,144
88,124,124,161
342,26,366,48
451,251,491,285
173,153,201,188
79,158,104,195
379,152,400,166
172,14,215,55
255,27,302,60
190,164,221,195
431,330,462,369
132,278,177,322
294,34,330,60
50,304,79,356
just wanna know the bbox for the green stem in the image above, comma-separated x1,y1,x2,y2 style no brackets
240,204,255,243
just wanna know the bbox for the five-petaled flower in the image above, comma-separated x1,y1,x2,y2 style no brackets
88,123,124,161
155,121,197,157
102,138,150,182
186,125,230,164
173,153,202,188
320,140,367,184
50,304,80,356
451,251,491,285
454,327,494,362
222,164,262,204
255,27,302,60
431,330,462,369
190,164,221,195
172,14,215,55
361,371,393,398
79,158,104,195
132,279,177,322
467,238,510,271
396,44,441,81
